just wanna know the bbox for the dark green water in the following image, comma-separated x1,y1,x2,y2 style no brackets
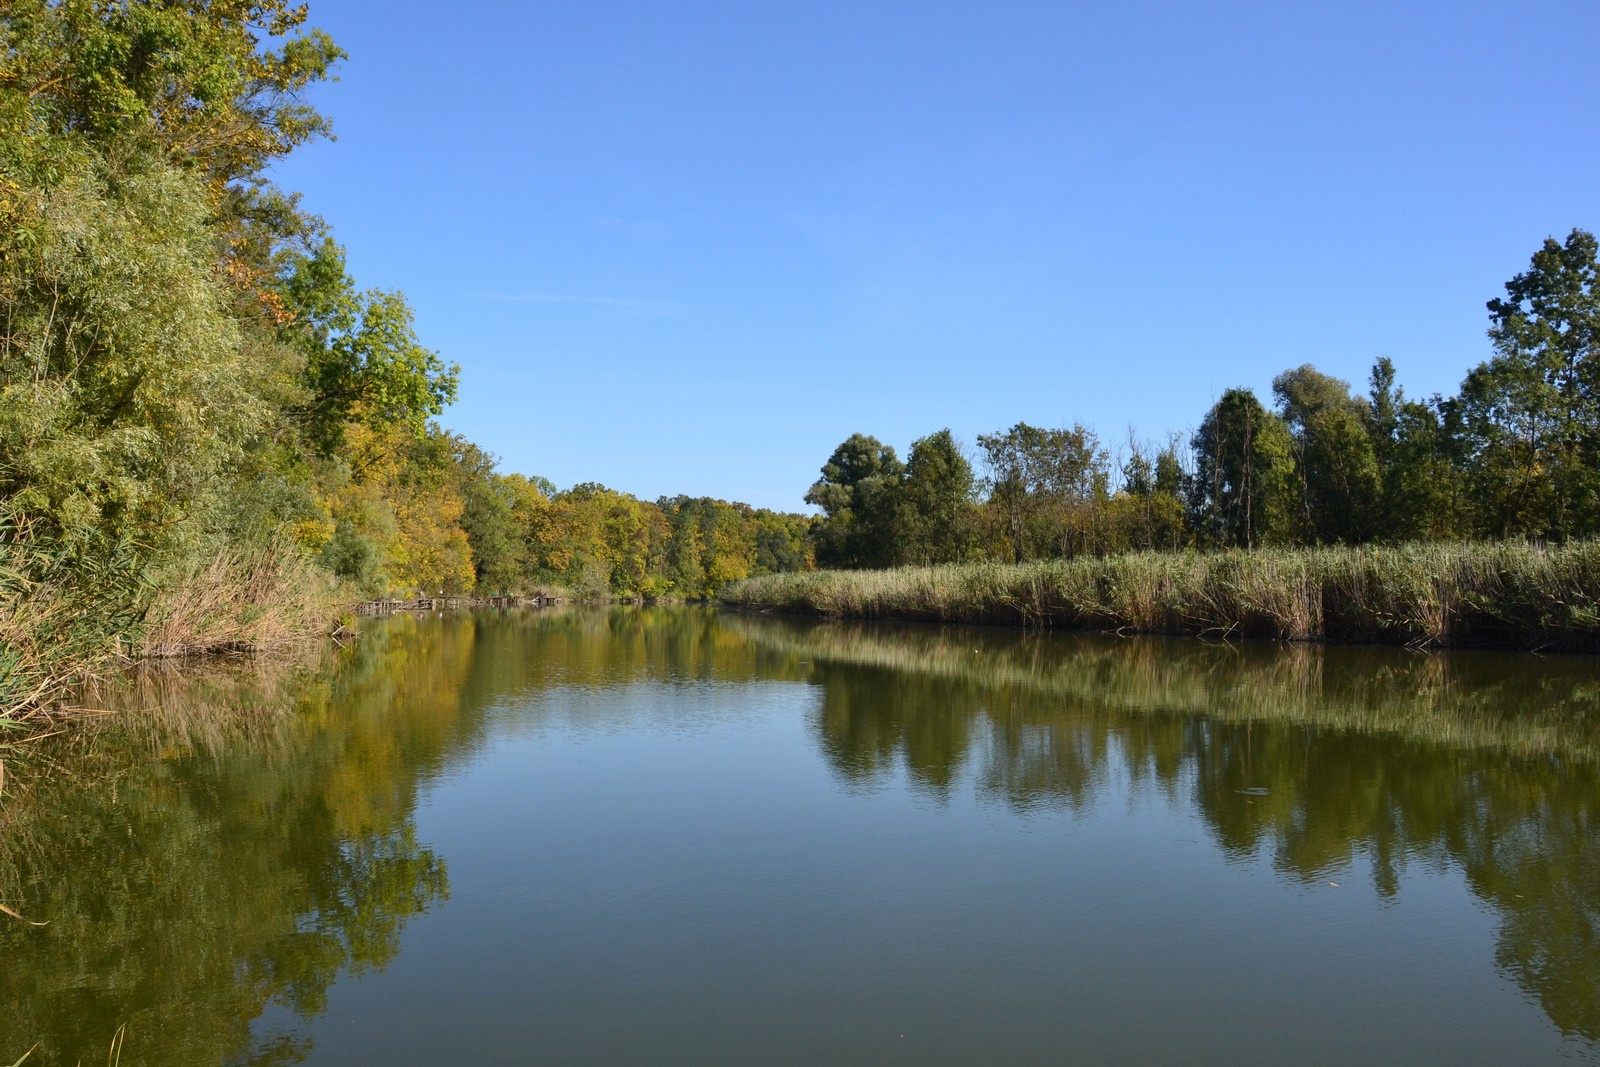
3,607,1599,1065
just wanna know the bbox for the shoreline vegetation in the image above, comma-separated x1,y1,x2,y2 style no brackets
721,540,1600,652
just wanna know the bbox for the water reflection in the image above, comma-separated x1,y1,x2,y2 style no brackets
0,608,1596,1061
0,616,477,1064
746,616,1600,1046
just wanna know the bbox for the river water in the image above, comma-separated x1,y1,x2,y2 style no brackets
2,607,1598,1064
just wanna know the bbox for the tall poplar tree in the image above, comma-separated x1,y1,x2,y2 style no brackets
1457,229,1600,539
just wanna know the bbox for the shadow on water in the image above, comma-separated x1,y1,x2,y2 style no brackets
0,606,1597,1059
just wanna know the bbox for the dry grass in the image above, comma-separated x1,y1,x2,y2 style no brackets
722,541,1600,651
3,520,354,724
139,537,349,658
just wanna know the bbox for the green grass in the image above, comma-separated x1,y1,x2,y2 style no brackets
722,541,1600,651
0,512,142,723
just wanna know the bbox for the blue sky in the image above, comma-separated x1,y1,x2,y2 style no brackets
268,0,1600,511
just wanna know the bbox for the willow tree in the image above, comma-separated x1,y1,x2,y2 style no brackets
0,1,358,706
0,0,344,552
1190,389,1300,548
805,434,904,569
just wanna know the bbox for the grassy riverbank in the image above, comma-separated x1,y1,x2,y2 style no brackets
721,541,1600,651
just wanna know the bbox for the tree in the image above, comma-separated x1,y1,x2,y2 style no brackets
1456,229,1600,539
278,239,460,455
0,0,345,585
896,429,976,564
805,434,904,569
1365,358,1461,540
1111,433,1187,551
0,124,266,564
1190,389,1300,548
449,438,525,595
1272,364,1380,543
2,0,342,178
658,496,758,598
976,422,1109,561
751,511,811,574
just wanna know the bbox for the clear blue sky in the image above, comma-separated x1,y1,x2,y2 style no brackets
268,0,1600,511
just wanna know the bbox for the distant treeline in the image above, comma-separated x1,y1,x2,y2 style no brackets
803,231,1600,567
391,458,814,602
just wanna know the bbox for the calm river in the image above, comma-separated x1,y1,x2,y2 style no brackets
2,607,1598,1064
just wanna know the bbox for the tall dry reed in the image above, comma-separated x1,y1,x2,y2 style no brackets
722,541,1600,651
138,537,348,658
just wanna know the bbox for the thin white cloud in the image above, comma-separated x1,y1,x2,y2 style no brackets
468,293,679,315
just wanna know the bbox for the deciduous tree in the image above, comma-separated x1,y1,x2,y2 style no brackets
896,429,976,565
1272,364,1380,543
1190,389,1300,548
1457,229,1600,538
805,434,904,568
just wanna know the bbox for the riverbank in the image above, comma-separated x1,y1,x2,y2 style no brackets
720,540,1600,651
0,534,351,727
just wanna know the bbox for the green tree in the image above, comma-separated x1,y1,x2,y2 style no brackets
1272,364,1380,543
278,239,460,455
0,133,264,561
1456,229,1600,539
752,510,812,574
1190,388,1300,548
805,434,904,569
976,422,1109,561
1365,358,1461,540
449,438,525,595
896,429,976,564
1111,434,1187,550
2,0,342,177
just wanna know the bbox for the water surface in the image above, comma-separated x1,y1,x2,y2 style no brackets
2,607,1598,1064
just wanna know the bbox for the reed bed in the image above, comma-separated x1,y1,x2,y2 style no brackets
2,524,351,724
722,541,1600,651
138,537,347,659
0,514,144,725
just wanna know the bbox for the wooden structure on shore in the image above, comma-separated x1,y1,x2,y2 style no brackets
355,594,561,617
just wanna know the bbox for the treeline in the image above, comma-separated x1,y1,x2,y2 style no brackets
406,451,813,601
305,424,811,602
807,229,1600,567
0,1,804,714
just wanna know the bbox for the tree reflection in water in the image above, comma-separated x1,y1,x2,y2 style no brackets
763,617,1600,1045
0,615,472,1064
